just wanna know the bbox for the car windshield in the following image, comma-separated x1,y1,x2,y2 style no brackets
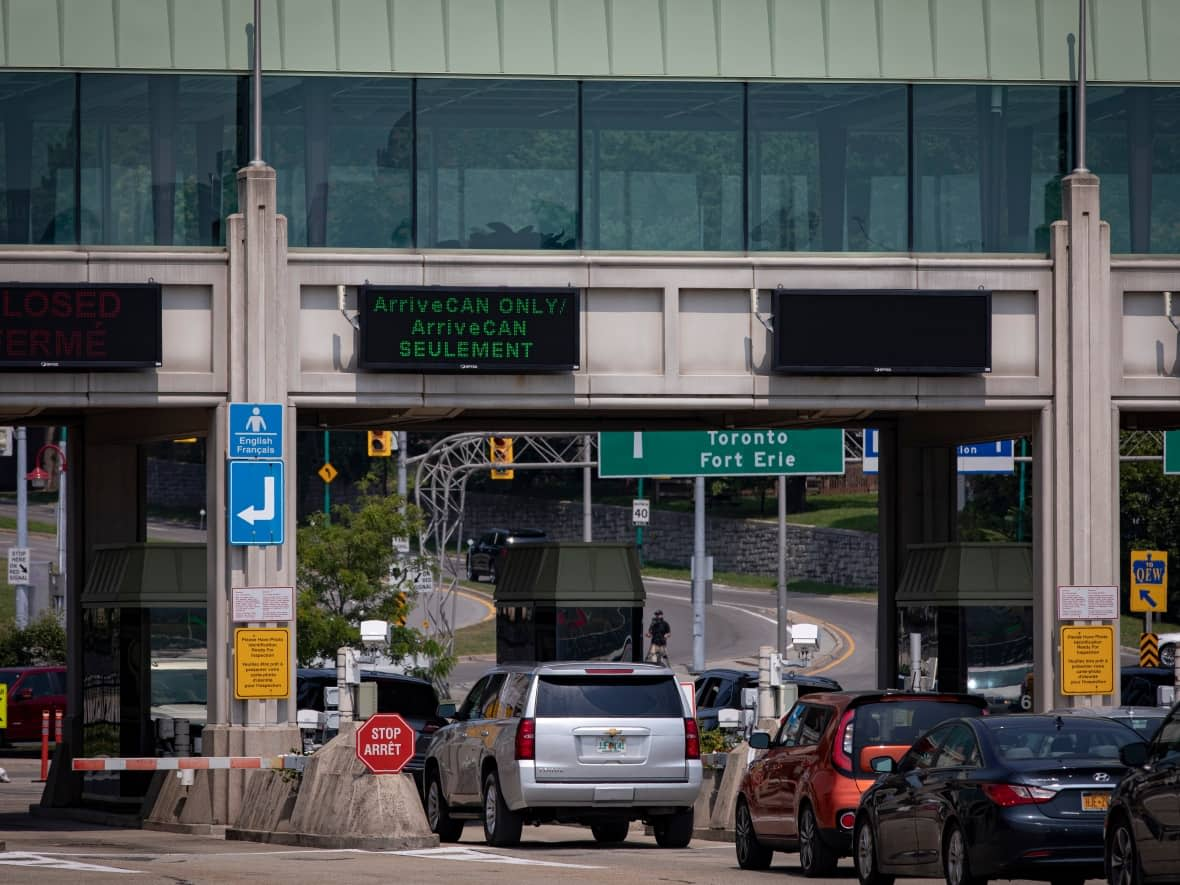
1109,714,1166,740
852,700,984,774
989,718,1143,762
536,675,684,717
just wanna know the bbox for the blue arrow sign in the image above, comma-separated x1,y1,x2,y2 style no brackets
229,460,284,546
228,402,283,459
1140,589,1159,608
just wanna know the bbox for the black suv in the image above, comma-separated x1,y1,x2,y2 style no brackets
465,527,546,583
296,668,447,787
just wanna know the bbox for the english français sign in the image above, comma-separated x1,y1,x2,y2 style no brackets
358,285,580,372
0,283,162,368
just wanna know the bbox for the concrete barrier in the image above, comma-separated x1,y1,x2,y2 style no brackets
692,742,750,843
227,723,438,850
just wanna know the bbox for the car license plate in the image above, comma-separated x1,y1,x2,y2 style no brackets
597,737,625,753
1081,791,1110,811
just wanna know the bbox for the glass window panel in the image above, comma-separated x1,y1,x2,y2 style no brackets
583,81,742,251
265,76,412,248
80,74,246,246
0,74,77,245
914,85,1071,253
748,83,906,251
416,79,576,249
1089,86,1180,253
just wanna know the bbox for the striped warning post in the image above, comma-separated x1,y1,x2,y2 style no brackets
1140,632,1160,668
72,755,305,772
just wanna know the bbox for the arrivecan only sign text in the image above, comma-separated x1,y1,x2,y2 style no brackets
358,285,580,372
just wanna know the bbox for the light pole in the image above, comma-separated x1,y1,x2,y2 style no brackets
26,440,67,618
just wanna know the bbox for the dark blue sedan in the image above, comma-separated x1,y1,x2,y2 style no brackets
854,715,1147,885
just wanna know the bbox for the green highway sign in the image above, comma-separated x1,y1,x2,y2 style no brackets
1166,431,1180,474
598,429,845,478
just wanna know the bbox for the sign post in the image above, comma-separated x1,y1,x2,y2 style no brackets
355,712,414,774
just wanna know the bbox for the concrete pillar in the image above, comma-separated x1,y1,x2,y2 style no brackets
196,163,299,825
1043,171,1116,710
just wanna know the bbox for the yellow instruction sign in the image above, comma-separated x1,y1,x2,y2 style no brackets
0,682,6,728
1060,625,1115,695
234,627,291,699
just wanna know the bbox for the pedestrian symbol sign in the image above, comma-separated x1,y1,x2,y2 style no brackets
228,402,283,459
1130,549,1168,613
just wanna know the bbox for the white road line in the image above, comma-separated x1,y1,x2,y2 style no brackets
390,846,602,868
0,852,141,873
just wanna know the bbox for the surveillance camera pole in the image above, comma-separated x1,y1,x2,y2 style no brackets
14,427,28,628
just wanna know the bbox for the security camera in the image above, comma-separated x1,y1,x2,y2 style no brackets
359,619,389,647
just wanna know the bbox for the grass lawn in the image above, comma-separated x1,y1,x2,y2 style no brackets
598,490,878,533
0,515,58,535
0,583,12,622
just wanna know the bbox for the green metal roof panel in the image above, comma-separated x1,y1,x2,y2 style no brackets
827,0,881,79
933,0,988,79
281,0,338,72
173,0,231,69
881,0,934,79
449,0,502,74
555,0,609,76
1147,0,1180,81
1092,0,1148,82
502,0,557,75
664,0,718,77
771,0,828,78
8,0,61,67
116,0,174,70
985,0,1043,82
64,0,117,68
896,543,1033,606
717,0,772,78
493,543,645,604
610,0,664,76
337,0,393,72
0,0,1173,83
393,0,447,74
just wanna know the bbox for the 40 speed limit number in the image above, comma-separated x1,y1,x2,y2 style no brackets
632,498,650,526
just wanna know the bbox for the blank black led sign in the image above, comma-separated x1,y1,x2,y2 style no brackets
358,285,580,372
0,283,162,368
772,289,991,375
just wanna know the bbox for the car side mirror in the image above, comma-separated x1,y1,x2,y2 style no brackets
870,755,896,773
1120,741,1149,767
748,731,771,750
436,702,457,719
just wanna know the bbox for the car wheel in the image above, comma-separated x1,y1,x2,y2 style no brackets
1162,643,1176,668
652,808,693,848
735,798,772,870
1107,817,1144,885
943,822,986,885
482,770,522,847
854,815,894,885
425,772,464,843
590,820,630,843
798,804,838,877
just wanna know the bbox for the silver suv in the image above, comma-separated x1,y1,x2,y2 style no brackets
423,662,702,847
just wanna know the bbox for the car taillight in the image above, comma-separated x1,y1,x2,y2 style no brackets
981,783,1057,807
515,717,536,761
831,709,855,774
684,718,700,760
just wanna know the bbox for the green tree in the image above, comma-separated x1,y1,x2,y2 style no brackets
0,612,66,666
296,476,454,682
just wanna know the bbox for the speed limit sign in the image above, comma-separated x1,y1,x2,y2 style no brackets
632,498,650,526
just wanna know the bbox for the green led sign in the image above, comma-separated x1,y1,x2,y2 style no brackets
358,285,580,372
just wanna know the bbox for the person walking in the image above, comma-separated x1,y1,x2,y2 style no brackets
646,609,670,665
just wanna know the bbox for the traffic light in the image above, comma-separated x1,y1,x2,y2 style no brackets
368,430,393,457
394,591,408,627
489,436,514,480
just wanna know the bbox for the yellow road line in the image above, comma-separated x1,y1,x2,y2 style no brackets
454,586,496,622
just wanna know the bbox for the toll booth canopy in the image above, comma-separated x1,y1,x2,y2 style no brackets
493,542,645,664
896,542,1033,712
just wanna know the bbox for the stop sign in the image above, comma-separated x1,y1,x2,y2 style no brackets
355,713,415,774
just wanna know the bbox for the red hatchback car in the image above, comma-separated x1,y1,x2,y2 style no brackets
735,690,988,876
0,665,66,743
